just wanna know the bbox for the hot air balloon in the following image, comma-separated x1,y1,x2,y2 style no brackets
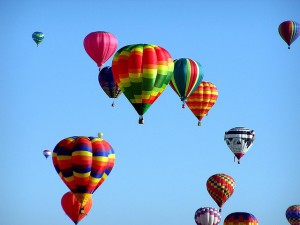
112,44,174,124
98,66,122,107
286,205,300,225
169,58,204,108
52,133,115,207
186,81,218,126
206,173,235,211
43,150,52,159
278,21,300,49
224,127,255,164
195,207,221,225
61,191,93,225
83,31,118,69
32,31,44,47
224,212,258,225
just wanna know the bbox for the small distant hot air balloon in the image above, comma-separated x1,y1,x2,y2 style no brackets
83,31,118,69
169,58,204,108
224,127,255,164
278,20,300,49
52,133,115,207
61,191,93,225
286,205,300,225
112,44,174,124
98,66,122,107
224,212,258,225
32,32,44,47
206,173,235,212
43,150,52,159
186,81,218,126
194,207,221,225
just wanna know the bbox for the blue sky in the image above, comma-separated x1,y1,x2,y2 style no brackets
1,0,299,225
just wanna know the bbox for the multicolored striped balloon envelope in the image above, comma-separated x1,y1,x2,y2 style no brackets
278,20,300,49
61,191,93,225
112,44,174,124
286,205,300,225
169,58,204,108
43,149,52,159
52,133,115,206
98,66,122,106
195,207,221,225
224,212,258,225
206,173,235,211
186,81,218,126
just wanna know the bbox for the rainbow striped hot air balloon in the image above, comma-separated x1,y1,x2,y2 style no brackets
278,20,300,49
112,44,174,124
52,133,115,207
224,212,258,225
206,173,235,211
286,205,300,225
186,81,218,126
169,58,204,108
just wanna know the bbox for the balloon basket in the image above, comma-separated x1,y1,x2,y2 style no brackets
139,117,144,124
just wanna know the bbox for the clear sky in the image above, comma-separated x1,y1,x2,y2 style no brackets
1,0,299,225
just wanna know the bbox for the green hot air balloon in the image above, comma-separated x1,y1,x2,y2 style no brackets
32,31,44,47
112,44,174,124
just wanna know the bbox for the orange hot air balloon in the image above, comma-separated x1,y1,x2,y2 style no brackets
61,191,93,225
186,81,218,126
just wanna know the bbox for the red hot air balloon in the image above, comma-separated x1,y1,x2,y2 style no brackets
61,191,93,225
83,31,118,69
206,173,235,211
52,133,115,207
278,21,300,49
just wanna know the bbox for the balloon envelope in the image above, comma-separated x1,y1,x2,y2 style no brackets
98,66,122,102
206,173,235,210
224,127,255,163
186,81,218,125
43,150,52,159
83,31,118,67
224,212,258,225
195,207,221,225
286,205,300,225
278,21,300,49
170,58,204,107
112,44,174,123
61,191,93,225
52,133,115,206
32,31,44,47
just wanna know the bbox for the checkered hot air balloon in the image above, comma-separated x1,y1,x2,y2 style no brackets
224,212,258,225
83,31,118,69
186,81,218,126
61,191,93,225
98,66,122,107
52,133,115,208
206,173,235,212
224,127,255,164
278,21,300,49
112,44,174,124
194,207,221,225
286,205,300,225
169,58,204,108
